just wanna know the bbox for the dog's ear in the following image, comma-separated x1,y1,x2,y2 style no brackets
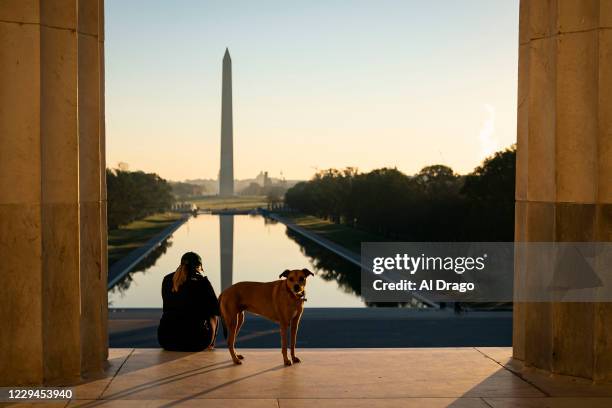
302,268,314,277
279,269,290,279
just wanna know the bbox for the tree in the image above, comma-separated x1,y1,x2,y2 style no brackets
107,169,174,229
170,181,207,199
266,186,285,209
460,144,516,241
283,144,516,242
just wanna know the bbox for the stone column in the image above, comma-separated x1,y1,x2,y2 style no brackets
514,0,612,381
0,0,107,385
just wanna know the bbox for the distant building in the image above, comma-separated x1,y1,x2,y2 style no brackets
263,171,271,188
255,171,270,187
117,162,129,171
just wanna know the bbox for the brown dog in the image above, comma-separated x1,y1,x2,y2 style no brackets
219,268,313,365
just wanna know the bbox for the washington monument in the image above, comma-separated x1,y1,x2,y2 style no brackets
219,48,234,196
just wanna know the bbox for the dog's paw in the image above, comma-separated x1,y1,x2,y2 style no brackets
284,359,293,366
237,354,244,360
291,356,301,363
232,359,243,365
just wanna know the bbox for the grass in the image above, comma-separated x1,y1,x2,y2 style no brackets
190,195,267,210
277,213,387,253
108,212,184,265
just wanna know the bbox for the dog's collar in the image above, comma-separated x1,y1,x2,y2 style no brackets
285,284,307,302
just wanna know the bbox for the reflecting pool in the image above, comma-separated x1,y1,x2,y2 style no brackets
108,214,369,308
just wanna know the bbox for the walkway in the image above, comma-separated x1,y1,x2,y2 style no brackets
37,348,612,407
265,213,361,266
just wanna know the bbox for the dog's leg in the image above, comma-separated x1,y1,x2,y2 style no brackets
234,312,245,360
280,322,291,366
236,311,245,333
227,314,242,365
290,313,302,363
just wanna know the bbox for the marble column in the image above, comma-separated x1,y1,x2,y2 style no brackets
514,0,612,381
0,0,107,385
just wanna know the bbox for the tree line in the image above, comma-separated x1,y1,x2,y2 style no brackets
107,169,174,229
284,145,516,242
170,181,207,199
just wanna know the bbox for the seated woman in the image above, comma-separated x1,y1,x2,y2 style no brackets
158,251,220,351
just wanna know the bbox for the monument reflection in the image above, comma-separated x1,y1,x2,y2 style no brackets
219,214,234,290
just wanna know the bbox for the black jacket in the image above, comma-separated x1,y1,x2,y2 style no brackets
157,271,220,351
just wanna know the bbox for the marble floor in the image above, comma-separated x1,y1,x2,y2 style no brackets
3,348,612,407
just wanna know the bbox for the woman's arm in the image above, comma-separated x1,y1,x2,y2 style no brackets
201,278,221,317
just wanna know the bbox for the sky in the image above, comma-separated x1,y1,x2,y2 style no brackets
105,0,519,182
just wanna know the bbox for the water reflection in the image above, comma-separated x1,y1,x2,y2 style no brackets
108,214,367,307
106,214,427,308
285,228,360,297
219,215,234,291
108,238,173,301
284,227,425,308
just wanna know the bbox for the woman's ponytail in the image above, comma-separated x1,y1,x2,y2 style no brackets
172,251,202,292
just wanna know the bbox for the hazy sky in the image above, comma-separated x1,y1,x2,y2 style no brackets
106,0,519,182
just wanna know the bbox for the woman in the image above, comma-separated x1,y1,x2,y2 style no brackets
157,251,220,351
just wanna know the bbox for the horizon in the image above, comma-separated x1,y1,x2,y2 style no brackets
114,143,515,184
106,0,519,182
